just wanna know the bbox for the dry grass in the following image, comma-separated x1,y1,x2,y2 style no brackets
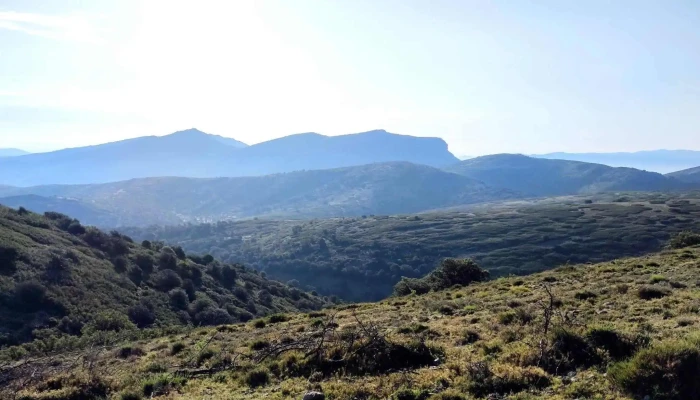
5,246,700,399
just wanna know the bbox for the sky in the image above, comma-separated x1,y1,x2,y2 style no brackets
0,0,699,155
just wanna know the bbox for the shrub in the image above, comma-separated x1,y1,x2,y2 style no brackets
251,340,270,350
269,314,288,324
609,335,700,400
14,281,47,312
0,245,19,274
466,362,551,397
540,329,601,374
586,326,648,361
90,311,136,332
220,265,237,288
112,256,129,273
197,349,216,365
392,389,431,400
153,269,182,291
120,392,142,400
245,369,270,388
128,304,156,328
118,346,145,359
669,231,700,249
638,285,671,300
171,342,186,355
169,288,189,310
253,320,266,329
194,308,233,326
134,254,154,274
574,290,597,300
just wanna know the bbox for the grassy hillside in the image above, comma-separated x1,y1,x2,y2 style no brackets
0,163,514,226
125,192,700,301
4,243,700,399
444,154,687,196
0,206,329,350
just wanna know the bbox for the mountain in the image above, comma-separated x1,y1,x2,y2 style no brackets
0,205,328,348
667,165,700,183
0,128,458,186
4,243,699,399
123,192,700,301
0,148,29,157
0,162,514,226
444,154,686,197
534,149,700,173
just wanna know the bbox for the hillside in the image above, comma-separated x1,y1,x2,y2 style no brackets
0,148,29,157
444,154,686,197
535,149,700,173
124,192,700,301
0,163,513,226
0,129,458,186
4,243,700,399
667,165,700,183
0,206,329,349
0,195,123,227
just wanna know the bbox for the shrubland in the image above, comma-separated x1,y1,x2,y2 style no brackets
125,192,700,301
3,240,700,399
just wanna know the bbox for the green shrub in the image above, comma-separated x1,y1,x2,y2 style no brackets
466,362,551,397
638,285,671,300
250,340,270,350
391,388,431,400
540,329,601,373
609,335,700,400
669,231,700,249
268,314,288,324
574,290,597,300
253,319,266,329
171,342,186,355
586,326,648,361
120,392,142,400
245,369,270,388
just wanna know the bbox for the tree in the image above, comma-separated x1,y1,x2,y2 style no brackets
153,269,182,291
221,265,237,288
430,258,489,289
169,288,189,310
0,246,19,275
128,304,155,328
14,281,47,312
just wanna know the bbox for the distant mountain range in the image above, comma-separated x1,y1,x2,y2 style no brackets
445,154,687,197
0,148,30,157
0,162,513,226
1,154,694,227
534,150,700,173
667,166,700,184
0,128,458,186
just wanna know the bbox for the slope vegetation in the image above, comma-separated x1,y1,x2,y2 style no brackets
0,129,458,186
444,154,687,196
0,163,512,226
0,206,328,349
668,165,700,183
125,192,700,301
4,243,700,399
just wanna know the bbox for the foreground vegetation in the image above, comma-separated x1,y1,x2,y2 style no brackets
0,206,328,350
126,192,700,301
3,240,700,399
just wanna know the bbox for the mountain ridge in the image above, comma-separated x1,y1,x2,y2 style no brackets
444,153,688,196
0,129,458,186
534,149,700,173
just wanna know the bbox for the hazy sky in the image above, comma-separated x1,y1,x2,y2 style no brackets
1,0,699,155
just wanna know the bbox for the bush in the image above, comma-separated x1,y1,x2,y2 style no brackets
669,231,700,249
171,342,186,355
169,288,189,310
586,326,648,361
90,311,136,332
466,362,551,397
253,320,266,329
268,314,288,324
638,285,671,300
392,389,431,400
609,335,700,400
540,329,601,374
120,392,142,400
574,290,597,300
14,281,47,312
128,305,156,328
251,340,270,350
194,307,233,326
134,254,154,274
394,258,488,296
153,269,182,291
245,369,270,388
0,245,19,274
